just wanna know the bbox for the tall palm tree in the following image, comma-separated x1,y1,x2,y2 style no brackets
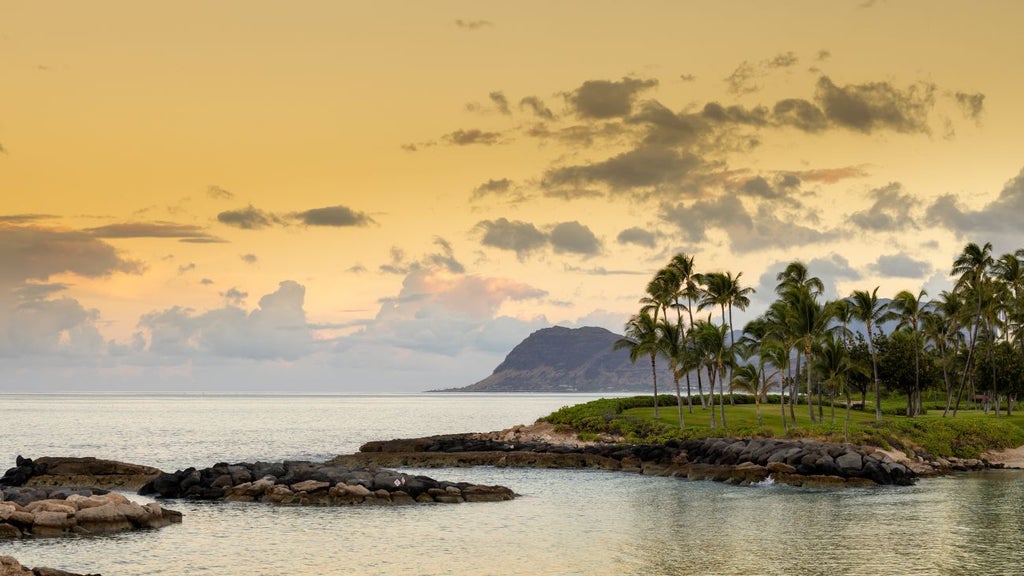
931,290,966,417
657,318,687,429
890,289,928,417
813,333,861,441
614,311,662,419
785,288,835,423
693,319,728,428
951,242,994,416
666,253,703,410
776,261,825,298
849,287,891,421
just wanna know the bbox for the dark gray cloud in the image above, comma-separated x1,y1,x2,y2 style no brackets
815,76,935,133
471,178,513,199
737,174,801,200
519,96,555,120
476,218,548,258
549,221,601,256
0,214,56,223
955,91,985,122
871,253,932,278
542,146,705,196
177,262,196,274
772,99,828,132
240,253,258,265
767,52,799,69
0,225,143,285
86,221,220,242
455,19,493,30
378,239,464,275
489,91,511,115
200,278,214,285
616,227,657,248
679,74,697,82
443,129,502,146
925,166,1024,236
848,182,916,232
701,102,770,126
206,185,234,200
292,205,374,227
565,77,658,119
628,100,707,147
425,237,465,273
217,206,282,230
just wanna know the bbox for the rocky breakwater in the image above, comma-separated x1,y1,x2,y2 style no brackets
139,460,515,505
1,556,98,576
336,434,918,487
0,488,181,539
0,456,160,491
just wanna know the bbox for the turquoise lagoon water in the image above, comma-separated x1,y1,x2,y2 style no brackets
2,394,1024,575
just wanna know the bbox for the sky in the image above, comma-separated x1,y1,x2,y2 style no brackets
2,1,1024,392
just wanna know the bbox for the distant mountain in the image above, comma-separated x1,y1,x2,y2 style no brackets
437,325,673,393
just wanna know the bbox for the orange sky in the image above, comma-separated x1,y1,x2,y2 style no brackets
2,1,1024,391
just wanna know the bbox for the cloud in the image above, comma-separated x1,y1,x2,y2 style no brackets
955,91,985,123
455,19,493,30
0,214,57,223
220,287,248,305
200,278,214,285
177,262,196,275
86,221,220,242
679,74,697,82
542,145,706,196
240,253,258,264
565,77,658,119
206,185,234,200
815,76,936,133
736,175,800,200
443,129,503,146
476,218,548,258
787,166,869,184
549,221,601,256
379,238,465,275
519,96,555,120
138,280,313,361
217,205,282,230
12,282,71,301
292,205,374,227
925,166,1024,237
0,295,104,357
616,227,658,248
871,253,932,278
0,224,143,285
848,182,917,232
725,52,798,96
772,99,828,132
489,91,511,115
471,178,514,200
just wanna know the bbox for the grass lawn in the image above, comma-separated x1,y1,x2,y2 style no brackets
542,394,1024,459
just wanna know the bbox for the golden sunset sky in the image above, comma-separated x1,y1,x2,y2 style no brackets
3,1,1024,391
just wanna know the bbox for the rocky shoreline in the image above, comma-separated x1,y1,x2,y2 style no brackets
0,555,98,576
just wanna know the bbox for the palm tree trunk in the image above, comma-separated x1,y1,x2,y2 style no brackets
674,374,684,429
649,353,660,419
685,370,694,413
707,365,717,429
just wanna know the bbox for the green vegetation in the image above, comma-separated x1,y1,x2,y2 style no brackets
612,243,1024,446
540,395,1024,459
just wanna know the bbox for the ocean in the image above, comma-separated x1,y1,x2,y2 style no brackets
2,393,1024,575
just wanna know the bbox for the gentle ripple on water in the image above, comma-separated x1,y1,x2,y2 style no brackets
2,394,1024,575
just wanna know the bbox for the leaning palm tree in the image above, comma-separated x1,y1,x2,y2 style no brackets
693,319,728,428
785,288,835,424
614,311,662,419
932,290,966,416
732,343,767,427
890,289,928,417
849,287,891,421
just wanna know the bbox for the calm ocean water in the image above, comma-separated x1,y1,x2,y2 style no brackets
2,393,1024,575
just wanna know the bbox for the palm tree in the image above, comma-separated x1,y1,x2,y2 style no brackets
776,261,825,298
693,319,728,428
614,311,662,419
813,333,861,441
732,343,767,427
785,288,835,424
951,242,994,416
849,287,890,421
657,318,687,428
890,289,928,417
666,253,703,410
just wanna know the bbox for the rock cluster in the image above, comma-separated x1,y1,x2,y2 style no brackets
0,456,160,490
342,435,918,487
0,555,98,576
0,489,181,539
139,460,515,505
